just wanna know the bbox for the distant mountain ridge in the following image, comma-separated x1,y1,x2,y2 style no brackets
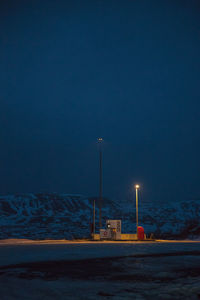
121,199,200,239
0,193,199,239
0,193,117,239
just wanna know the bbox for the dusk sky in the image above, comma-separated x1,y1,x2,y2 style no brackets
1,0,200,204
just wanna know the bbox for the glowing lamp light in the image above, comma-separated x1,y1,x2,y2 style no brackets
135,184,140,189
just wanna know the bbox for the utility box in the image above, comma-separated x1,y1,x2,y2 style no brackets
137,226,145,240
106,220,121,240
100,229,111,239
99,220,121,240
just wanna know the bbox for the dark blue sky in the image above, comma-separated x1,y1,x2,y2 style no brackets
1,0,200,204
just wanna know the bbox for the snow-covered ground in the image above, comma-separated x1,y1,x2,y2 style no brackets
0,241,200,299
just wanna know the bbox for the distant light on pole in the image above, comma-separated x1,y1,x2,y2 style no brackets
135,184,140,238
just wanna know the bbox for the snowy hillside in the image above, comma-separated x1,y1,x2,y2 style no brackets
0,193,199,239
121,199,200,238
0,193,118,239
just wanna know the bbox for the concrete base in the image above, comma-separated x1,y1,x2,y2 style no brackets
92,234,100,241
92,233,147,241
121,234,138,240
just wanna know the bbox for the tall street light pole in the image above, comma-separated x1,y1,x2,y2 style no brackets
135,184,140,237
93,199,95,235
98,138,103,230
